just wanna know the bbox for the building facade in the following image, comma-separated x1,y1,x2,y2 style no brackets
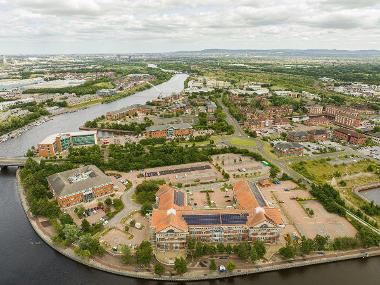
38,131,97,158
150,182,284,251
144,123,193,139
333,128,366,145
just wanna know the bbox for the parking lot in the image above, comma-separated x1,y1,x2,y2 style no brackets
358,146,380,161
100,213,149,250
126,162,223,186
212,153,269,178
272,188,356,239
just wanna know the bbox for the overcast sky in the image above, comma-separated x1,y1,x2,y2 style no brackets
0,0,380,54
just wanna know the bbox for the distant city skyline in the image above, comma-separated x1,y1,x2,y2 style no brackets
0,0,379,54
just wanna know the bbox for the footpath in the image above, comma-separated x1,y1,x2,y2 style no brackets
16,170,380,281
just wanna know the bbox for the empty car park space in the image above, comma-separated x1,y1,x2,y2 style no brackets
212,153,270,178
273,189,356,239
127,162,223,186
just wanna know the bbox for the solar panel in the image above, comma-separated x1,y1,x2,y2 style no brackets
251,182,267,207
174,191,185,206
221,213,248,225
182,214,221,225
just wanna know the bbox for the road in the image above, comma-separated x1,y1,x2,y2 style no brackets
107,183,140,228
219,99,380,234
218,98,313,186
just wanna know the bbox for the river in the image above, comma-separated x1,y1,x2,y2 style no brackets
0,74,379,284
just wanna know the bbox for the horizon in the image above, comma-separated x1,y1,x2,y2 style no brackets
2,48,380,57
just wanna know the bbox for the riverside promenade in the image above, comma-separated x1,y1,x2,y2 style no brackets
16,170,380,282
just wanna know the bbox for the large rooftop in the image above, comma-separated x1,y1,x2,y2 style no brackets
47,165,112,198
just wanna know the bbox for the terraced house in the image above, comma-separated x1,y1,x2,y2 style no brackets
150,181,284,251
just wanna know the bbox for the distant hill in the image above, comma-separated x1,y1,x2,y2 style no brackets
172,49,380,58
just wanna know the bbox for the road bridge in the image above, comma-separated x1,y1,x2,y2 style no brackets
0,157,29,168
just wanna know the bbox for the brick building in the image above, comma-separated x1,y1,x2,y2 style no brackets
105,104,153,121
305,116,330,126
37,131,97,158
333,128,366,145
47,165,114,208
150,182,283,251
334,115,362,128
274,142,304,156
305,105,323,115
144,123,193,139
288,129,328,142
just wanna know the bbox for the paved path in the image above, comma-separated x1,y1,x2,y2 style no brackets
107,184,140,228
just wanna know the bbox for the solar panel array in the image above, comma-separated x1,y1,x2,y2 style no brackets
182,213,248,225
145,165,211,177
250,182,267,207
174,191,185,206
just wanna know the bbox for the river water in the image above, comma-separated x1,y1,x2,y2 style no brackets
0,74,379,284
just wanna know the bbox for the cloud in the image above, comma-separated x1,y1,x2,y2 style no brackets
0,0,379,53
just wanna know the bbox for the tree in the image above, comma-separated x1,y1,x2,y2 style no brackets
225,244,233,254
174,257,187,275
226,261,236,272
279,246,296,259
61,224,80,245
217,243,225,253
136,241,153,266
236,242,250,260
121,245,133,264
105,197,112,208
250,247,258,262
299,236,315,255
209,259,217,271
140,202,153,215
81,219,91,233
59,213,74,225
253,240,266,259
77,234,105,256
314,235,329,251
154,263,165,276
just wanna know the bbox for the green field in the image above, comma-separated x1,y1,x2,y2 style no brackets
228,137,256,147
291,158,378,184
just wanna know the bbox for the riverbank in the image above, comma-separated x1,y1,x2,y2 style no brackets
15,169,380,281
0,76,173,146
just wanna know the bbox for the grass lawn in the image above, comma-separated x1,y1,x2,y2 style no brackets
291,158,378,184
228,137,256,147
336,174,380,224
68,98,103,109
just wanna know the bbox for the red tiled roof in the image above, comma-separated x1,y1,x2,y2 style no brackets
233,180,259,210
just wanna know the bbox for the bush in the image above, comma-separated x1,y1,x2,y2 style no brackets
154,263,165,276
174,257,187,275
209,259,217,270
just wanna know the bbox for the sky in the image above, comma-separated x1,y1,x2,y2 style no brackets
0,0,380,54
